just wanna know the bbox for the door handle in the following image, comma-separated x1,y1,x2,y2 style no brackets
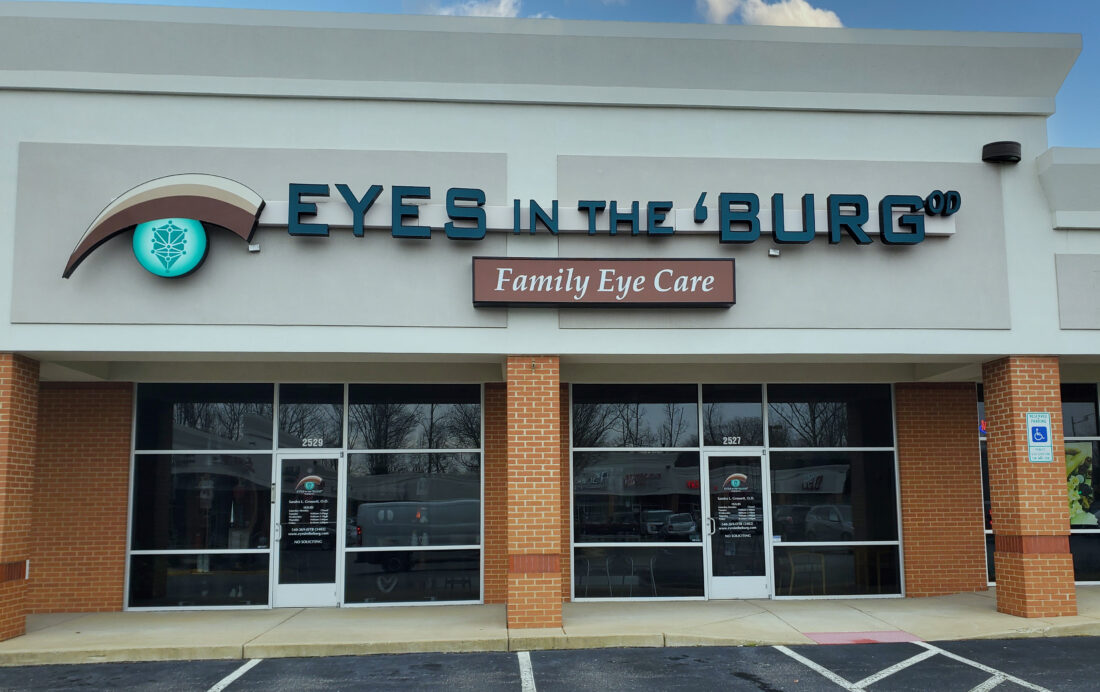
708,517,716,535
274,523,282,541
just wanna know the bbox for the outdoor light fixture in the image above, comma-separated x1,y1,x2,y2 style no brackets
982,141,1022,164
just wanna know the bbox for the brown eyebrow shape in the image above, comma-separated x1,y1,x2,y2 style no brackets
63,173,265,278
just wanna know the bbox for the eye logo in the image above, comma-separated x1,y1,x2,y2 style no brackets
63,173,265,279
295,475,325,494
133,218,208,278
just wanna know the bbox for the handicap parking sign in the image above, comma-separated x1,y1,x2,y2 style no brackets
1026,412,1053,463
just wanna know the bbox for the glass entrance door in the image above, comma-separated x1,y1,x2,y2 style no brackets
704,453,770,599
272,454,341,607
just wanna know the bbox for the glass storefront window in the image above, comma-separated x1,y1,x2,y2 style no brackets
1070,534,1100,582
1062,384,1099,438
278,383,344,449
130,454,271,551
1066,440,1098,528
572,384,699,448
344,549,480,604
702,384,764,447
774,545,901,596
573,451,701,543
128,553,269,607
767,384,893,448
770,451,898,542
347,384,481,450
135,383,273,451
573,546,705,598
346,453,481,547
129,382,484,610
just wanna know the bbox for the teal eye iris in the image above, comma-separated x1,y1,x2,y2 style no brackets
133,218,208,277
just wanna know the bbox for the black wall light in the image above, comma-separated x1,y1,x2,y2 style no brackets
982,141,1022,164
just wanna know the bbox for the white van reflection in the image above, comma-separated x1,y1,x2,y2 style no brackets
352,499,480,571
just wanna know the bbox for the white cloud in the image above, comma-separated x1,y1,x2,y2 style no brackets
697,0,843,28
697,0,742,25
740,0,843,28
432,0,522,17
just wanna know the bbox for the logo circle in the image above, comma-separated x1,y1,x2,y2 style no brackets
132,217,208,277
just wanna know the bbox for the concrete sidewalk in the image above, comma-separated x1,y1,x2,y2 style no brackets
1,587,1098,666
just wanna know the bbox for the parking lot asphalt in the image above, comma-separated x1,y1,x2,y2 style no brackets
0,637,1093,691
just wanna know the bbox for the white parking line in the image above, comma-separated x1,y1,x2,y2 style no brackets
775,642,1051,692
852,649,939,688
914,643,1052,692
969,674,1007,692
774,646,859,690
207,658,263,692
517,651,537,692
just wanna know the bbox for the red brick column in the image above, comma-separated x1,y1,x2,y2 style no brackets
29,383,132,613
559,383,571,602
482,382,508,604
895,383,987,596
506,356,562,628
982,357,1076,617
0,354,39,640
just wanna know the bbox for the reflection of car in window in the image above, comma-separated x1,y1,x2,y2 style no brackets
773,504,811,541
659,513,697,538
805,504,854,541
641,510,674,536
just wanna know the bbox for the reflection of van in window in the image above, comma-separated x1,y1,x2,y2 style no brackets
642,510,674,536
356,499,480,547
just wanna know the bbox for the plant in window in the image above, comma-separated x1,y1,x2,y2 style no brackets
1066,444,1097,526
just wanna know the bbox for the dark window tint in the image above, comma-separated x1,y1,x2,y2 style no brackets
347,453,481,547
278,384,344,448
348,385,481,449
130,454,271,550
135,384,273,450
1070,533,1100,582
1067,441,1098,528
128,553,269,607
573,451,701,543
767,384,893,448
774,545,900,596
344,549,479,603
770,451,898,542
1062,384,1099,438
574,546,704,598
702,385,764,446
572,384,699,448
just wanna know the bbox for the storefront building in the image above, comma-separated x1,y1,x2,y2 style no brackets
1,2,1098,640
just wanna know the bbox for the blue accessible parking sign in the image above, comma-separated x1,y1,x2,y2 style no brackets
1026,412,1053,463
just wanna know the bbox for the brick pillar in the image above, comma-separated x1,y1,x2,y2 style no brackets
483,382,508,604
30,383,132,613
982,357,1076,617
0,354,38,640
559,383,571,602
505,356,562,628
896,383,987,596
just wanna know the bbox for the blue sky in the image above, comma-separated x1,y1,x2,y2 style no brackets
30,0,1100,148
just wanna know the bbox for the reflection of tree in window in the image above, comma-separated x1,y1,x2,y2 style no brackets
174,401,272,443
442,403,481,449
280,403,341,444
351,403,419,450
572,403,617,447
768,401,847,447
703,403,762,446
